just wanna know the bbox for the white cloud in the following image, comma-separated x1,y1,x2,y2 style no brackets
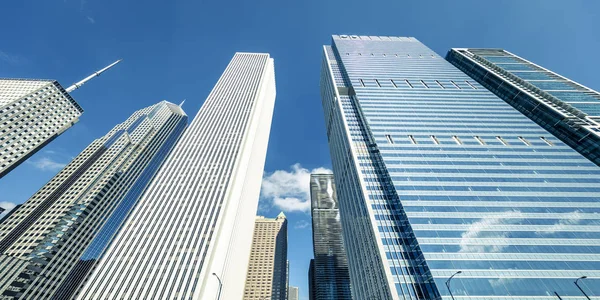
86,16,95,24
0,50,26,65
537,210,583,235
261,163,332,213
0,201,17,218
27,157,67,172
294,220,310,229
459,211,523,253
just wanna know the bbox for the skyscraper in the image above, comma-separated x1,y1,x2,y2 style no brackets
446,48,600,166
77,52,276,300
321,35,600,299
308,259,316,300
0,100,187,299
243,213,288,300
0,60,121,179
288,286,299,300
309,174,352,299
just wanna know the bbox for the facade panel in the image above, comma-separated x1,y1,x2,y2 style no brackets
321,35,600,300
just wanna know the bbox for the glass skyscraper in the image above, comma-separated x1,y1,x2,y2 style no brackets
309,174,352,299
0,100,187,299
321,35,600,300
77,53,276,300
446,48,600,166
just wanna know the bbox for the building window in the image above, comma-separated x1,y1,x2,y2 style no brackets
518,136,531,146
465,80,477,89
452,136,463,145
408,135,417,144
540,136,554,146
474,136,486,145
385,135,394,144
450,80,461,89
496,136,509,146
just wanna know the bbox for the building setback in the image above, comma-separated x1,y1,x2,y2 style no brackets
0,100,187,299
0,61,120,179
76,52,276,300
447,48,600,166
309,174,352,300
320,35,600,299
243,213,288,300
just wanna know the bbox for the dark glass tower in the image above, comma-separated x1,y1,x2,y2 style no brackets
309,174,352,300
446,48,600,166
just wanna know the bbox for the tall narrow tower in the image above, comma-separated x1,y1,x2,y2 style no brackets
77,53,276,300
321,35,600,299
309,174,352,300
0,100,187,299
0,60,121,178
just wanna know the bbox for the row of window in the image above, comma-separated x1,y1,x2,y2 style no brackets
384,135,554,146
345,52,436,58
358,78,478,90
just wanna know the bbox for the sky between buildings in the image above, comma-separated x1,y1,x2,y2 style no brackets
0,0,598,299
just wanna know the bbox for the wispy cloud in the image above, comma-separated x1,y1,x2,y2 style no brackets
0,50,27,65
294,220,311,229
27,157,67,172
86,16,95,24
459,211,523,253
536,210,583,235
261,163,332,213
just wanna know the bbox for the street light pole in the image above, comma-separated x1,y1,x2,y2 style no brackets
212,273,223,300
445,271,462,300
574,276,591,300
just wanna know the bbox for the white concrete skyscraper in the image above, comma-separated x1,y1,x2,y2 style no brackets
77,53,276,300
0,60,120,179
0,100,187,299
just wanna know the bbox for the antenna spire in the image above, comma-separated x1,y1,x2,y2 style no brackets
179,99,186,107
66,59,122,93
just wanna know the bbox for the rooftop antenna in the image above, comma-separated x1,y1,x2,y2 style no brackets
179,99,186,107
66,59,122,93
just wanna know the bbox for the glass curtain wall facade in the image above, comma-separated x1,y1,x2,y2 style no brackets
321,35,600,300
0,101,187,299
76,53,276,300
309,174,352,299
447,49,600,167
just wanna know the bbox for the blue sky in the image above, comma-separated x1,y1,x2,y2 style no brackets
0,0,599,299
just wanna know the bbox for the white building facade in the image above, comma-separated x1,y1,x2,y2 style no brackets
77,52,276,300
0,100,187,299
0,61,119,179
